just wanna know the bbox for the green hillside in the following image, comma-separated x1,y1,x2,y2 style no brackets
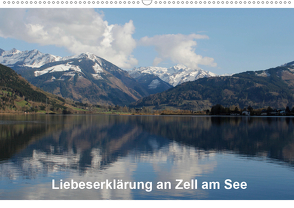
0,64,46,102
0,64,88,113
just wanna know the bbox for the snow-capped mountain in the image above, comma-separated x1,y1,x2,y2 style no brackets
0,48,63,68
128,64,218,87
0,48,112,80
0,48,111,70
0,48,149,105
32,53,109,78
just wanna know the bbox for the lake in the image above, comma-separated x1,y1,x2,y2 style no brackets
0,114,293,200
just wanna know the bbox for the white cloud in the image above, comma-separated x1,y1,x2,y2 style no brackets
139,34,217,69
0,9,138,69
0,9,216,70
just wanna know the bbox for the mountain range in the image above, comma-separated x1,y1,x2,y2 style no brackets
1,48,215,106
128,65,217,87
131,62,294,111
2,48,294,111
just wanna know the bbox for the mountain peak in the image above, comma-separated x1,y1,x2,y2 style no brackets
172,64,189,70
10,48,21,54
79,52,100,60
65,52,103,65
29,49,39,53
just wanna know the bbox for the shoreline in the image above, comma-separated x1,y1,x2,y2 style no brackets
1,111,294,117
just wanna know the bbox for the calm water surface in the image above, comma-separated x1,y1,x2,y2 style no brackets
0,114,293,200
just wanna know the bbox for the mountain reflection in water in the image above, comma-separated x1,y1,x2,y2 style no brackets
0,114,294,199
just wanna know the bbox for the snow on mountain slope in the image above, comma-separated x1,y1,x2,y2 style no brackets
34,63,83,77
92,63,104,73
255,71,271,77
129,64,217,87
148,79,161,89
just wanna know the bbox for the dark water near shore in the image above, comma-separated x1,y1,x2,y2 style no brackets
0,114,294,200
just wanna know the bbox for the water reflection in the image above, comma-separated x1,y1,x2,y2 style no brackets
0,115,294,199
132,116,294,164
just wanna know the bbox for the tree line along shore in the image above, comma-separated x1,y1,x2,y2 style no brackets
2,90,294,117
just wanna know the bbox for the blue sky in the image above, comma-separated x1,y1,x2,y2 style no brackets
0,8,293,74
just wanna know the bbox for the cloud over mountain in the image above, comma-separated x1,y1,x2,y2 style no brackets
139,34,217,69
0,9,217,70
0,9,137,69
